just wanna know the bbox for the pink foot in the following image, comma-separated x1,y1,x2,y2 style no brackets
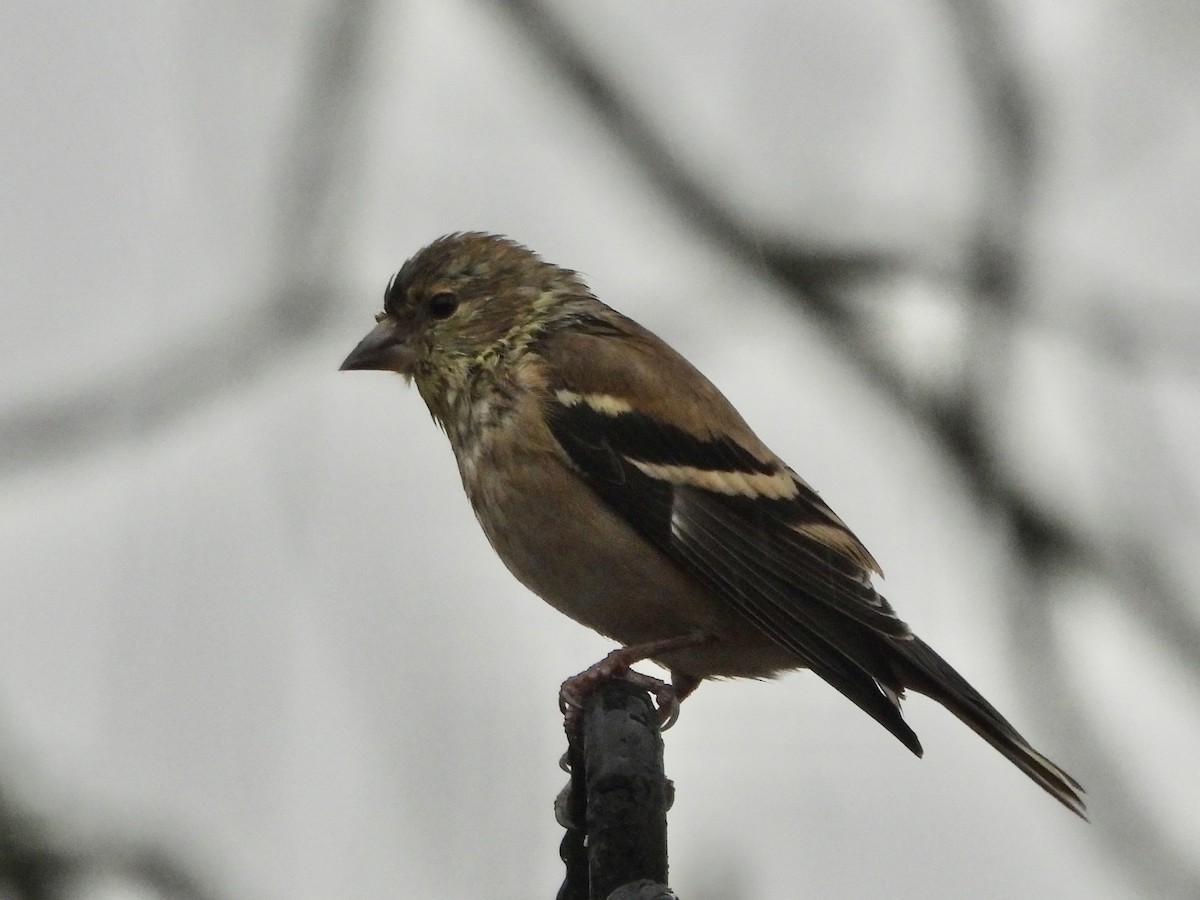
559,633,710,732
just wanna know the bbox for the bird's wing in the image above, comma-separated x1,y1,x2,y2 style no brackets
540,328,922,753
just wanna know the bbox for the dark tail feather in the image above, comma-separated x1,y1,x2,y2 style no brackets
893,636,1088,820
812,654,925,758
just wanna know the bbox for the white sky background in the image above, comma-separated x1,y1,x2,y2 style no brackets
2,1,1199,898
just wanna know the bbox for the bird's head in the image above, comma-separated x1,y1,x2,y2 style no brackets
340,232,588,419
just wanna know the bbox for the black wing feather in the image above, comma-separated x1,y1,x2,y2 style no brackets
670,492,923,753
547,396,923,755
547,399,906,634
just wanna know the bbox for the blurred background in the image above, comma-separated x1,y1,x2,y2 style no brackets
2,1,1199,897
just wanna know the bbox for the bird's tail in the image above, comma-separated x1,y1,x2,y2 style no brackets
892,635,1087,819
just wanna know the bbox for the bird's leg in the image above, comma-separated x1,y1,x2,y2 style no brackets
651,671,703,730
559,633,711,732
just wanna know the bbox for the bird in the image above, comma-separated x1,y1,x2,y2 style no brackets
340,231,1086,818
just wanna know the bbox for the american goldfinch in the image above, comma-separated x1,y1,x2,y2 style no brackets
340,232,1086,818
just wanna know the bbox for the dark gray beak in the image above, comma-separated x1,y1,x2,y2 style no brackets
339,320,414,373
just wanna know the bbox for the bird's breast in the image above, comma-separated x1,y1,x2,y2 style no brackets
452,411,798,680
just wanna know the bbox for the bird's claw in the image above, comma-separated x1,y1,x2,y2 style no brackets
559,634,710,734
559,661,681,733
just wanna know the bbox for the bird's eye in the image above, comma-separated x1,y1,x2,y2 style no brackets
428,291,459,320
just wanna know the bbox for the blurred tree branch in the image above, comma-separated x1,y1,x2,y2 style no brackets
0,784,216,900
0,3,382,891
940,5,1200,896
0,0,381,476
